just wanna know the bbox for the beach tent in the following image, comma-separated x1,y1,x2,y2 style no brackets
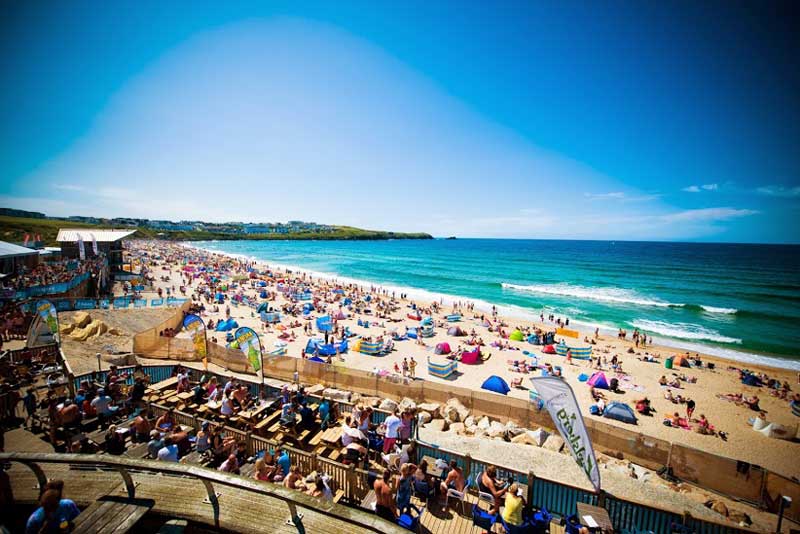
673,355,691,367
215,318,237,332
461,348,481,365
316,315,333,332
587,372,610,390
428,357,458,379
434,342,451,355
407,313,422,321
343,298,353,306
308,356,326,363
257,303,268,313
302,303,314,314
742,373,762,387
259,290,268,298
509,329,524,342
752,417,796,440
447,326,466,336
446,314,462,322
603,402,637,424
481,375,511,395
420,316,433,326
260,311,281,324
542,345,557,354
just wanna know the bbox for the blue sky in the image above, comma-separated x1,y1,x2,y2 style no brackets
1,1,798,242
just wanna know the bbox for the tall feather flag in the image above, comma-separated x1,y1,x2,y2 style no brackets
531,376,601,492
233,327,264,384
77,235,86,260
182,313,208,370
91,233,98,255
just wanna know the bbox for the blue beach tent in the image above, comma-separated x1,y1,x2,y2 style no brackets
316,315,333,332
481,375,511,395
308,356,326,363
603,402,637,424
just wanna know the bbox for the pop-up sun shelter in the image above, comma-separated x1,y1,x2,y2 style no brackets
316,315,332,332
587,372,610,389
509,329,524,342
603,402,637,424
434,342,451,355
461,347,481,365
542,345,557,354
428,356,457,379
481,375,510,395
447,326,466,336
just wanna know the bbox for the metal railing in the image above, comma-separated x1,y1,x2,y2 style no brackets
1,451,404,533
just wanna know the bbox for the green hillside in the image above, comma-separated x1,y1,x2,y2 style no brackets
0,215,432,245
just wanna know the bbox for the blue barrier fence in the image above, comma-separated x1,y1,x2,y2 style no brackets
8,272,90,300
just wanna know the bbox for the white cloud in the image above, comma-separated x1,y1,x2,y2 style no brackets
682,183,718,193
756,185,800,198
584,191,626,200
54,184,85,192
658,207,757,223
584,191,660,202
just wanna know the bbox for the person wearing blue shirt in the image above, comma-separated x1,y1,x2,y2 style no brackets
319,399,330,429
276,448,291,478
26,489,80,534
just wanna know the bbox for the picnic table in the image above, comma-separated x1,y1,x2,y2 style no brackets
72,496,154,534
125,441,149,459
421,455,444,479
360,489,377,512
320,425,343,445
577,502,614,533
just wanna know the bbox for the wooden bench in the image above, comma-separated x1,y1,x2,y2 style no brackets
72,495,154,534
308,430,325,447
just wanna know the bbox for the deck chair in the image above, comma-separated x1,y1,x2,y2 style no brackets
472,503,499,531
474,473,495,510
397,503,423,532
446,477,471,516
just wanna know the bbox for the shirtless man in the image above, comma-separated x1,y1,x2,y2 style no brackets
374,469,397,522
131,408,152,442
439,460,466,505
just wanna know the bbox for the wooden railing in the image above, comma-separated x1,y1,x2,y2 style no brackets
64,364,765,534
1,452,405,534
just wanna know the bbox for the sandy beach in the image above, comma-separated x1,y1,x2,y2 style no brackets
82,240,798,479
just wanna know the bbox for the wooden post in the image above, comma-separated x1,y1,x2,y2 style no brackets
464,453,472,480
347,463,356,503
597,489,606,508
527,470,536,510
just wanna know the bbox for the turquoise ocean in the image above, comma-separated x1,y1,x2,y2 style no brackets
192,239,800,370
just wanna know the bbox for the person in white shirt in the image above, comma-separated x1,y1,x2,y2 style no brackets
157,436,179,462
220,395,234,416
383,410,401,453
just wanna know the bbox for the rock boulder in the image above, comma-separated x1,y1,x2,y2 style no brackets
542,435,565,453
379,398,398,412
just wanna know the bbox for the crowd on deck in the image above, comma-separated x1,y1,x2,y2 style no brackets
1,256,108,293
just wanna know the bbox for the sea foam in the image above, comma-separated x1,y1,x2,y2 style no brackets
630,319,741,344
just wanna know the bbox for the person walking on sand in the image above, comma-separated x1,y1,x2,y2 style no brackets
408,357,417,378
686,398,696,420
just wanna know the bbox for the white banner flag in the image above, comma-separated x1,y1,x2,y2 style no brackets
91,233,98,255
531,376,601,492
77,236,86,260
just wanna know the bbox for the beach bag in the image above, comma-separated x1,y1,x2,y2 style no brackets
609,378,619,391
589,405,600,415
